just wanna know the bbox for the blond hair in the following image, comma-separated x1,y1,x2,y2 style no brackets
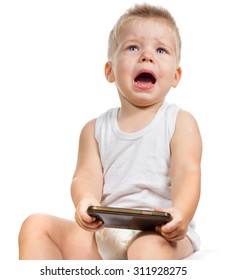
107,3,181,63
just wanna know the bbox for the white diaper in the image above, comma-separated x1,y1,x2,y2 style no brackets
186,226,201,252
95,228,140,260
95,227,200,260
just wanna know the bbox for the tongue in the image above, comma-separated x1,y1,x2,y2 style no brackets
134,72,156,90
134,78,154,90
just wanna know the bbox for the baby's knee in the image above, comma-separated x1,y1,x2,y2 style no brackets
19,213,49,241
127,233,175,260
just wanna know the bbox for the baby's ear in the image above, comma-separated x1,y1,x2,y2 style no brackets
172,66,182,88
105,61,115,83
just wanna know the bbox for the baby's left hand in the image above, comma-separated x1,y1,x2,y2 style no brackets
155,207,188,242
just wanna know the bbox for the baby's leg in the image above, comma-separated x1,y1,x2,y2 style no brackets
127,231,193,260
18,214,102,260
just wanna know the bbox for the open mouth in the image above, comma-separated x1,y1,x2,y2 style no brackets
133,71,157,91
134,71,157,85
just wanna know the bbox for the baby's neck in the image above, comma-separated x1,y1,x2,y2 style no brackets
117,102,164,133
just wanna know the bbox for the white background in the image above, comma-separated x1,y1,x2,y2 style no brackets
1,0,226,267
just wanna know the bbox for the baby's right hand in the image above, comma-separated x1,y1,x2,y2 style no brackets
75,199,103,232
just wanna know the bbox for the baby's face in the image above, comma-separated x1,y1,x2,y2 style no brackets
108,19,181,107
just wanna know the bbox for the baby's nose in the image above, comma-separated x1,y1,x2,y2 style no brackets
141,52,154,63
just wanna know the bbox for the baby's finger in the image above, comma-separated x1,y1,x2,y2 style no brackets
83,220,104,232
80,211,96,223
161,219,177,233
155,225,161,234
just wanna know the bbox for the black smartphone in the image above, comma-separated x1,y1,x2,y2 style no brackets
87,206,172,231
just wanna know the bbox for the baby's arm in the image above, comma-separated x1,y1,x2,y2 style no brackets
157,110,202,241
71,119,104,232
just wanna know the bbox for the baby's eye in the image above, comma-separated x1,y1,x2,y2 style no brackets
128,45,139,52
156,47,167,54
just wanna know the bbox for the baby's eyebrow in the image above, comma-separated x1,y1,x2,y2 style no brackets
122,38,141,44
153,38,175,51
120,39,141,50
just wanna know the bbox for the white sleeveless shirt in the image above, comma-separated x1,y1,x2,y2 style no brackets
95,102,200,250
95,102,180,210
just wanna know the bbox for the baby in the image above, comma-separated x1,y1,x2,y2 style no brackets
19,3,202,260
